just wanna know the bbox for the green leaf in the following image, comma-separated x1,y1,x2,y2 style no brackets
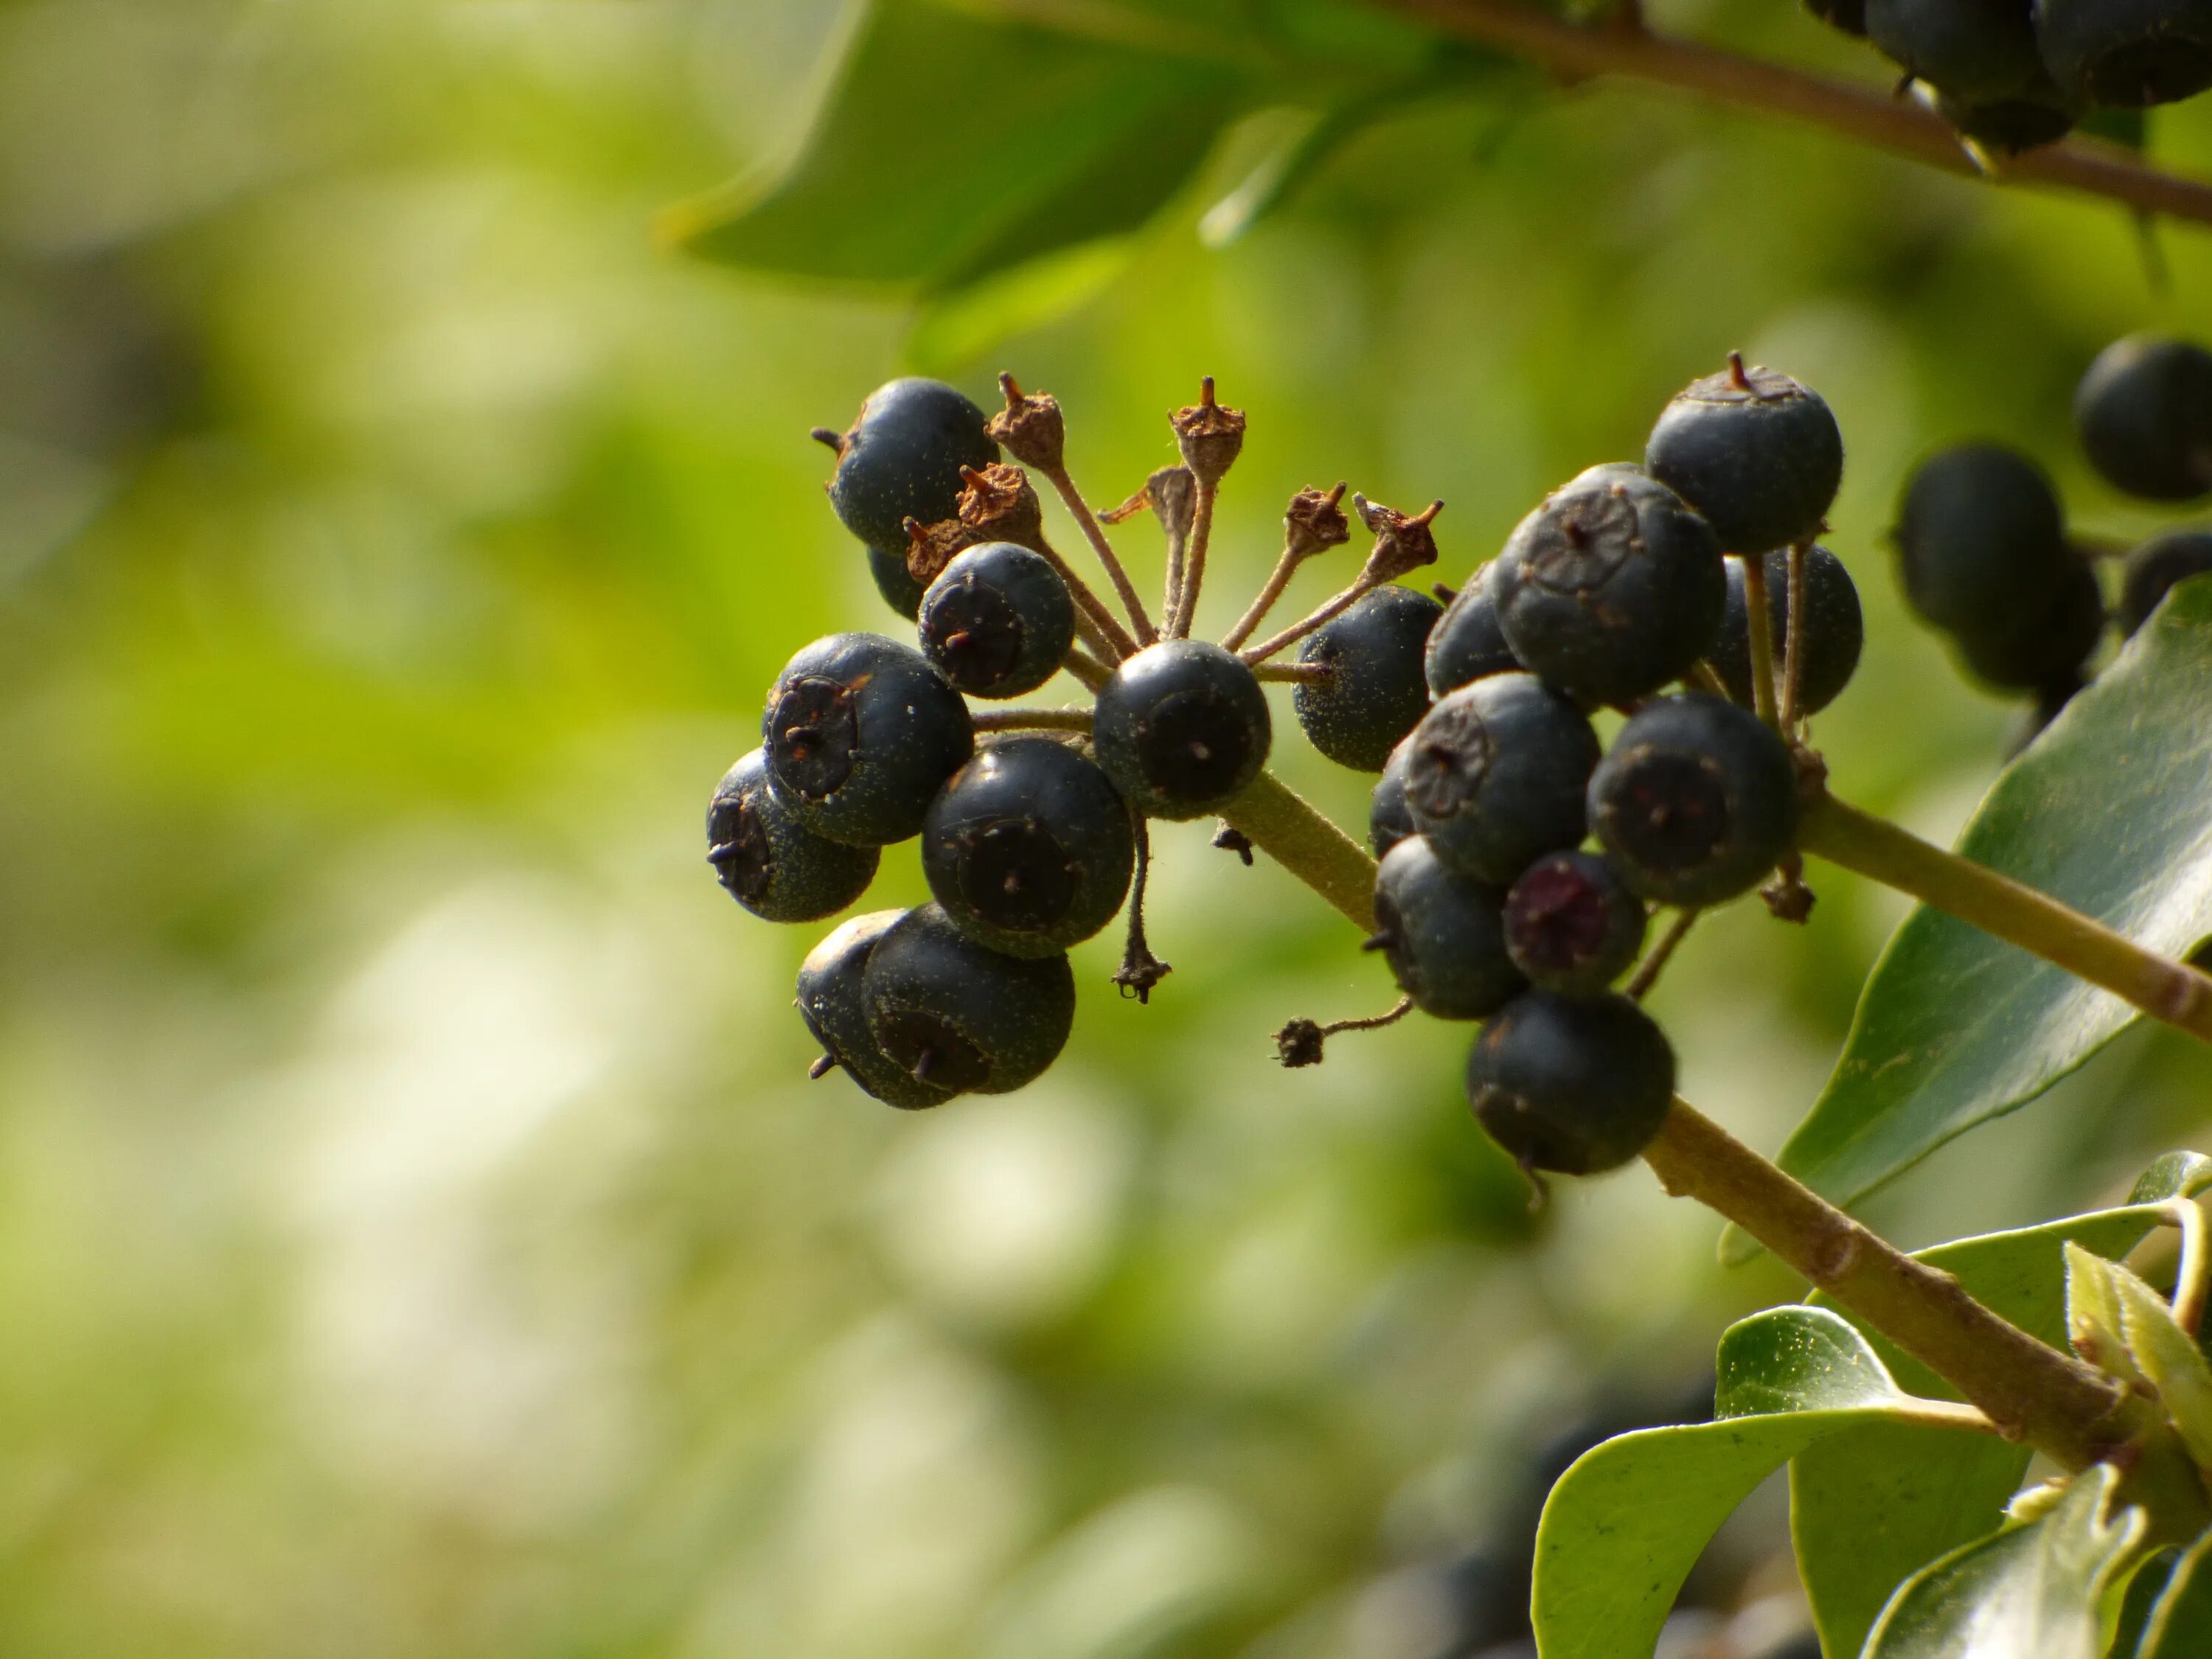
2109,1260,2212,1472
1532,1307,1984,1659
2139,1529,2212,1657
1790,1155,2212,1659
1863,1465,2143,1659
1756,580,2212,1222
665,0,1248,292
2066,1242,2146,1388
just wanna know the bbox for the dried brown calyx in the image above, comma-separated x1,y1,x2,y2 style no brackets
956,462,1046,549
1284,481,1352,563
1353,494,1446,582
1170,377,1246,486
902,515,981,585
986,373,1066,473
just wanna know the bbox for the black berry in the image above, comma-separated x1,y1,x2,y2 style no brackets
1093,640,1272,819
1892,444,2073,641
921,737,1134,958
1465,990,1676,1176
1425,566,1522,697
707,749,880,922
1371,735,1418,860
1588,694,1798,906
1503,851,1649,995
1865,0,2055,102
1369,836,1526,1020
1490,465,1727,706
918,541,1077,699
824,378,998,560
861,903,1077,1096
2074,336,2212,501
869,544,928,619
2119,529,2212,635
1806,0,1867,35
797,910,954,1110
1954,557,2105,689
2036,0,2212,107
1711,545,1865,715
1294,584,1444,771
1403,672,1602,884
1645,358,1844,555
763,632,974,846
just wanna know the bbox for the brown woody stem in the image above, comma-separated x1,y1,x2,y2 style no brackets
970,706,1095,734
1370,0,2212,230
1046,465,1158,647
1797,792,2212,1043
1239,572,1382,665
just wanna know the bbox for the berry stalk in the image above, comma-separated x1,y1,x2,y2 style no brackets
1740,552,1781,727
1169,476,1220,639
969,706,1095,734
1798,792,2212,1043
1044,465,1159,647
1779,542,1810,729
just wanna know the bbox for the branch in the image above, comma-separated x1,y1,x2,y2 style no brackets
1371,0,2212,230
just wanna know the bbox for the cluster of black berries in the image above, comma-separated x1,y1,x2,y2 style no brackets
1805,0,2212,153
1342,355,1859,1183
1893,334,2212,737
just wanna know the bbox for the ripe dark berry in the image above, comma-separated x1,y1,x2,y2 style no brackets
2036,0,2212,107
869,544,928,619
1369,837,1526,1020
1806,0,1867,35
1587,695,1798,906
823,378,998,559
921,737,1134,958
1371,735,1417,860
1503,851,1649,995
2073,337,2212,501
1465,991,1676,1176
1954,558,2105,689
1892,444,2072,640
1711,546,1865,715
1644,358,1844,554
1403,672,1602,884
797,911,954,1110
1425,566,1523,697
763,633,974,846
707,749,880,922
918,542,1076,699
861,903,1077,1096
2119,530,2212,636
1293,584,1444,771
1093,640,1272,819
1490,465,1726,706
1866,0,2052,100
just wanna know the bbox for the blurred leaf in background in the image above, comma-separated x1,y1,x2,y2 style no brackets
1,0,2211,1655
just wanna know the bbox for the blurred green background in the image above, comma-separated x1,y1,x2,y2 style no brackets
5,0,2212,1652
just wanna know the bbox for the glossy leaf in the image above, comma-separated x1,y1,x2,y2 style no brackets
1756,581,2212,1222
666,0,1248,292
1792,1155,2212,1659
1532,1307,1985,1659
2065,1242,2145,1388
1863,1465,2143,1659
2109,1260,2212,1473
2139,1529,2212,1658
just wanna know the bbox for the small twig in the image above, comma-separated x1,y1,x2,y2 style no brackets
1061,646,1113,692
1239,572,1382,664
1780,543,1809,731
1253,661,1334,684
1368,0,2212,231
1165,378,1245,638
1241,495,1444,663
1220,483,1353,652
1048,465,1158,645
1741,553,1780,728
1626,908,1700,1001
993,375,1159,646
970,706,1095,734
1114,815,1172,1002
1029,530,1141,661
1684,659,1731,700
1172,476,1220,639
1275,995,1413,1067
2158,1200,2211,1338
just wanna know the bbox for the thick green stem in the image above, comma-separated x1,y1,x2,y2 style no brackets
1798,793,2212,1043
1644,1099,2127,1469
1218,769,1378,930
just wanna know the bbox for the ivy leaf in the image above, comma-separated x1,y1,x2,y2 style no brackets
664,0,1248,293
1863,1465,2143,1659
2107,1259,2212,1473
1531,1307,1986,1659
1746,580,2212,1232
1790,1153,2212,1659
2138,1529,2212,1657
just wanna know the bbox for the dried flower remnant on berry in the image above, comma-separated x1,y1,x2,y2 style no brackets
1171,375,1246,484
986,372,1067,472
1286,482,1353,560
1354,494,1446,582
957,462,1046,550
